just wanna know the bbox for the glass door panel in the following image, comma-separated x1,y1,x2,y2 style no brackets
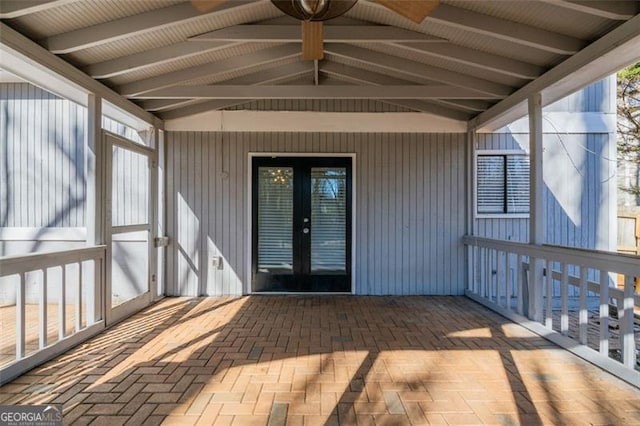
257,167,294,273
311,168,347,273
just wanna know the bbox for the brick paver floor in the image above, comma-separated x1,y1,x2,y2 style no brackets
1,296,639,425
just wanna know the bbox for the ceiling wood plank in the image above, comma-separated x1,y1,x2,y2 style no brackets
324,43,513,97
381,99,472,121
139,61,312,111
42,0,256,54
84,41,239,79
191,24,446,42
469,13,640,130
387,42,544,79
539,0,638,20
118,44,300,97
135,85,504,99
0,0,79,19
425,4,585,54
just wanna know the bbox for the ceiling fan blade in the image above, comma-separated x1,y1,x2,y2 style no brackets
373,0,439,24
191,0,230,13
302,21,324,61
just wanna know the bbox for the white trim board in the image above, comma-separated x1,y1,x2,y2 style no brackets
165,111,466,133
0,227,86,241
246,153,357,296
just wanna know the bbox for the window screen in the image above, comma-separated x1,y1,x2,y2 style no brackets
477,155,530,214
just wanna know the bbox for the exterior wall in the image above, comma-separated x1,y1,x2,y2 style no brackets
475,78,617,252
166,132,467,296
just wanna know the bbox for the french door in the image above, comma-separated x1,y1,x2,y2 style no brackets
252,157,352,292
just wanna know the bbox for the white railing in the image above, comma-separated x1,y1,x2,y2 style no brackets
463,235,639,386
0,246,106,384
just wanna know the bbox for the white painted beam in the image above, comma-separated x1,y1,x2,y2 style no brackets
191,24,446,42
137,85,502,99
324,44,513,97
159,100,249,120
426,4,585,54
164,110,467,132
0,22,160,128
84,41,239,79
468,13,640,131
387,42,544,79
540,0,638,20
0,0,78,19
118,44,300,97
140,61,312,111
42,0,259,54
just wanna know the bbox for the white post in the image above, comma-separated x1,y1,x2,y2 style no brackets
86,94,103,324
466,130,476,294
528,93,544,322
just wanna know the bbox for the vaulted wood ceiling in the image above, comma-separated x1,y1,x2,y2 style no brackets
1,0,639,122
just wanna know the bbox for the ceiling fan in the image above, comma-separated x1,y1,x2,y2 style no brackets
191,0,440,60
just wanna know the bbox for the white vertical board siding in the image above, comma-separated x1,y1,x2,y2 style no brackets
0,83,86,229
544,77,615,113
475,132,615,251
166,132,467,296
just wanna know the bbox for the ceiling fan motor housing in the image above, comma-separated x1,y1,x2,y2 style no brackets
271,0,358,21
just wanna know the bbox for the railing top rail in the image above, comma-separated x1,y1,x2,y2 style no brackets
463,235,639,276
0,245,107,277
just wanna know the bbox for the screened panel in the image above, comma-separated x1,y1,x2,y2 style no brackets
477,156,505,214
111,146,149,226
507,156,530,213
311,168,347,272
258,167,293,272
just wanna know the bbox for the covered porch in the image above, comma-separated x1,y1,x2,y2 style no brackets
2,296,639,425
1,0,640,423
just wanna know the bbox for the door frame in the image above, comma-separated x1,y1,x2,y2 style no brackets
246,153,356,295
104,131,156,325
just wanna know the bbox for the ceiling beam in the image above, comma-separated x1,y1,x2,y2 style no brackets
425,4,585,54
324,44,513,97
539,0,638,20
139,61,312,111
191,24,446,42
387,42,544,79
159,100,249,120
84,41,240,79
321,61,493,113
0,0,79,19
136,85,504,100
469,13,640,131
42,0,258,54
0,22,159,127
118,44,300,97
380,99,472,121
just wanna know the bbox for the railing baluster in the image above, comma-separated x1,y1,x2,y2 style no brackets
39,269,47,349
59,265,66,340
545,259,553,329
599,269,609,356
621,275,636,369
560,263,569,336
496,250,503,306
505,252,512,311
87,259,95,325
480,248,487,298
516,255,524,315
579,265,588,345
16,272,26,360
76,262,83,332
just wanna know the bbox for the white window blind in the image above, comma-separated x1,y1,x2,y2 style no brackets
258,167,293,272
311,168,347,272
477,155,529,215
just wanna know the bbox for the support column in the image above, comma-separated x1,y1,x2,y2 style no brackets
466,130,477,294
528,93,544,322
86,94,104,323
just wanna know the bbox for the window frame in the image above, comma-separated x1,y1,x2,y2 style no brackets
474,149,530,219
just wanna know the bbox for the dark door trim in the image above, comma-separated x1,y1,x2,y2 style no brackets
247,153,356,294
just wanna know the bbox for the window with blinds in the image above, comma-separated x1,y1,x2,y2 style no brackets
311,168,347,272
257,167,294,272
477,154,530,215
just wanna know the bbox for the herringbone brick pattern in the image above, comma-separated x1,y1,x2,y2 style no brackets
1,296,639,425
